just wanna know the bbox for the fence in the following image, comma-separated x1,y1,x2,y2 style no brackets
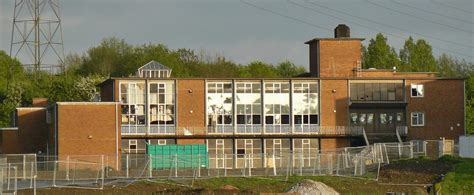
0,141,425,193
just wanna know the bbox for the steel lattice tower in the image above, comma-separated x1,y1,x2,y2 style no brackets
10,0,65,74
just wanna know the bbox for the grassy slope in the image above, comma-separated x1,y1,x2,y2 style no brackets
437,157,474,194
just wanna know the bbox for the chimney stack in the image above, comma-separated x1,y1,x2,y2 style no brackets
334,24,350,38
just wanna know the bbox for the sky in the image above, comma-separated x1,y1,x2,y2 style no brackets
0,0,473,68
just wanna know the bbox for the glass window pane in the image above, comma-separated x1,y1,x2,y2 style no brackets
350,113,358,125
380,113,387,124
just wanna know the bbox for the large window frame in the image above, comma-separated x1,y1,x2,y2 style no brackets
264,82,291,134
292,82,319,133
120,82,146,135
350,81,404,102
148,81,175,134
235,82,262,134
207,82,233,134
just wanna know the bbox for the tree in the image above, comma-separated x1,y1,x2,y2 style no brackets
276,60,306,77
239,61,278,78
363,33,400,69
399,37,437,72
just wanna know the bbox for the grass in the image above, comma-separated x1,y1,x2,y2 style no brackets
437,156,474,194
191,175,427,194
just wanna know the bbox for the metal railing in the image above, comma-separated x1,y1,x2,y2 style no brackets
122,126,365,136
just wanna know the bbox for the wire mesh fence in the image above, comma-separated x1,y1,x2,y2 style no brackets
0,140,427,193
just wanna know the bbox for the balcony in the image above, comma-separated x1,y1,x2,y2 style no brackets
121,125,365,137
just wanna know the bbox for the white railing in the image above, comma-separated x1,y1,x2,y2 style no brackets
121,125,365,136
396,126,408,135
121,125,147,135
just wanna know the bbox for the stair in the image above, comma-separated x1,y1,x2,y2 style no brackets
366,133,400,145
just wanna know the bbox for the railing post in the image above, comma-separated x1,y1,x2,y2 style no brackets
23,154,26,180
126,154,129,178
174,154,178,178
66,155,70,180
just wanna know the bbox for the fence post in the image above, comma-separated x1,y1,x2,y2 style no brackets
398,143,402,159
148,155,153,178
14,166,18,193
410,142,414,158
126,154,129,178
424,141,427,157
66,156,70,180
299,153,303,176
384,144,390,164
23,154,26,180
197,154,201,178
272,154,277,176
29,162,34,188
7,163,11,190
224,154,227,177
52,161,57,187
248,154,252,177
101,155,105,190
174,154,178,178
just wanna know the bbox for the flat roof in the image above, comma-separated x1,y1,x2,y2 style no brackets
305,37,365,44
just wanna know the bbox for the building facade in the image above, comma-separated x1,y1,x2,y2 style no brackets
0,25,466,169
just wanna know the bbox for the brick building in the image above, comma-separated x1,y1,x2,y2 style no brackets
0,25,466,168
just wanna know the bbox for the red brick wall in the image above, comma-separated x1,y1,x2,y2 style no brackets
57,103,121,168
320,79,349,127
319,40,361,78
406,80,465,140
177,79,206,129
1,130,21,154
1,108,48,154
320,138,350,151
177,139,206,145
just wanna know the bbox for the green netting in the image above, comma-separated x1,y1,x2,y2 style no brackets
147,144,208,169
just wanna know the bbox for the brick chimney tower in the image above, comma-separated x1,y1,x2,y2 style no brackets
306,24,364,77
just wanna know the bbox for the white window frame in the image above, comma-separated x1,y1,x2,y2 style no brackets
411,84,424,98
129,140,138,153
157,140,167,145
411,112,425,127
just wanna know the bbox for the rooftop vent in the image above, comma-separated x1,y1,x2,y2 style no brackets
137,61,172,78
334,24,350,38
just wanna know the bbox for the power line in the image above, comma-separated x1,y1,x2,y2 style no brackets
305,0,474,50
366,0,473,34
239,0,332,32
240,0,472,59
429,0,473,15
390,0,474,25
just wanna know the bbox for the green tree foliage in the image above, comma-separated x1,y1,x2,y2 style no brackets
362,33,400,69
399,37,437,72
276,61,306,77
239,61,279,78
466,76,474,134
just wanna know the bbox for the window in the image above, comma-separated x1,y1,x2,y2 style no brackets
149,82,175,126
411,112,425,126
264,82,291,133
411,84,424,97
129,140,137,150
120,82,146,126
235,82,262,127
207,82,233,127
349,82,404,101
292,82,319,130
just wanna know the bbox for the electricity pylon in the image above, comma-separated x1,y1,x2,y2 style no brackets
10,0,65,74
